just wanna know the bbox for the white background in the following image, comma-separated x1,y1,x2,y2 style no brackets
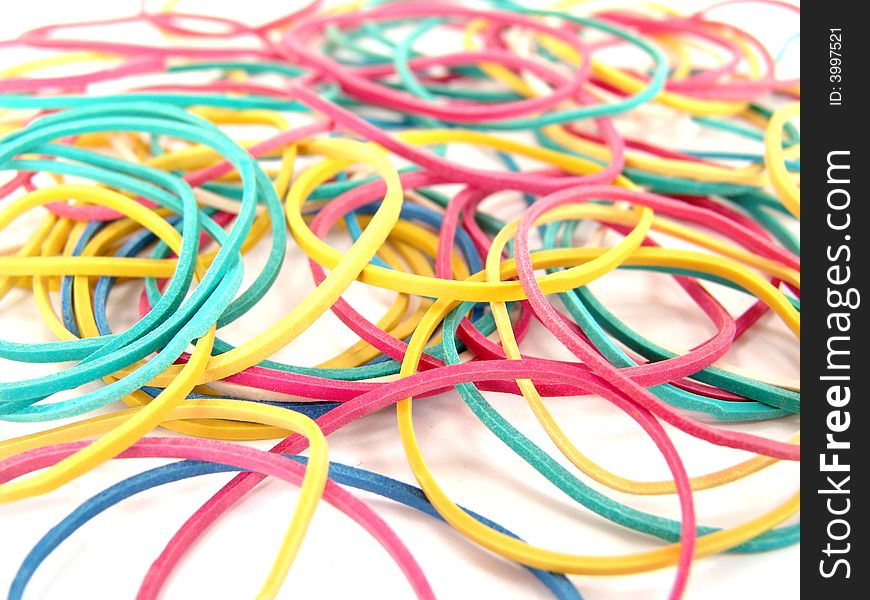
0,1,800,599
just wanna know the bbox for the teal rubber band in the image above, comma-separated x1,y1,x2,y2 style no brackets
0,103,273,419
387,10,671,130
576,285,799,413
439,301,799,552
544,220,798,417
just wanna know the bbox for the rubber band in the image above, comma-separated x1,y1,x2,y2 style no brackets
764,102,800,217
0,3,800,598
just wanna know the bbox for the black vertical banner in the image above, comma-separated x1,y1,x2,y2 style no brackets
804,2,867,596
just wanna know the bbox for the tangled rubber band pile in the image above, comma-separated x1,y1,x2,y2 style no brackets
0,0,800,598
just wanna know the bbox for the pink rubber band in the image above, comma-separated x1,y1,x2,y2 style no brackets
0,437,433,599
